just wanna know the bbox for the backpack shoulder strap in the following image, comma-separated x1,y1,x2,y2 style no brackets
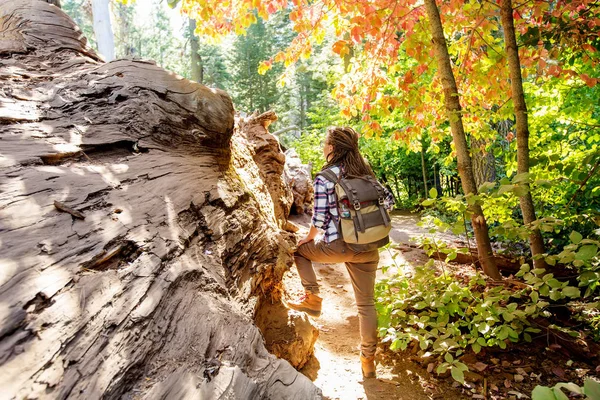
316,168,339,184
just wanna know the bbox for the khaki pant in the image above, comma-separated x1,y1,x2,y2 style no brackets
294,239,379,357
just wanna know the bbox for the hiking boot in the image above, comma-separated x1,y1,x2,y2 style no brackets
286,292,322,317
360,354,376,378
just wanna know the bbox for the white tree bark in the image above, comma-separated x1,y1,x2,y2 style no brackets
91,0,114,61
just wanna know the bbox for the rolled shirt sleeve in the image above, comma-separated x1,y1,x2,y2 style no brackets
311,175,331,230
384,187,395,211
310,167,341,243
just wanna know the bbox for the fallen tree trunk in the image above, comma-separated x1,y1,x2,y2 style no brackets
0,1,320,398
393,244,522,273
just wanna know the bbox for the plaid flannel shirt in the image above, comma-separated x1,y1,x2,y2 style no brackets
311,165,395,244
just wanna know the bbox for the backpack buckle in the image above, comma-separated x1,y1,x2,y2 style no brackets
378,197,385,205
353,200,361,210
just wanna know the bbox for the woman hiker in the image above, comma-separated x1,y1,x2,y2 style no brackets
286,126,394,379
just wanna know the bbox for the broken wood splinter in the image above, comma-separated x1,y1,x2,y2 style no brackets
54,200,85,219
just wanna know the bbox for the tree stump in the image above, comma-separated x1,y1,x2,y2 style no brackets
0,1,321,398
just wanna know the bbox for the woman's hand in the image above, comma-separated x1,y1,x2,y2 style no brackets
297,225,319,247
297,236,313,246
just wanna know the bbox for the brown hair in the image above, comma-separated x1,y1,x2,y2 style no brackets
322,126,375,178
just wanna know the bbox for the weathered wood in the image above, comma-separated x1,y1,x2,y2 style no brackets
284,149,314,214
0,1,320,398
235,111,294,228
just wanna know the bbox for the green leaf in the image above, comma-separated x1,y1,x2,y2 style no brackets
498,184,514,195
549,289,563,301
472,342,481,354
519,264,531,273
503,312,515,322
547,278,562,289
478,181,496,193
498,326,509,340
444,352,453,363
512,172,531,184
466,194,481,205
554,383,583,395
576,245,598,261
584,378,600,399
530,290,539,303
551,388,570,400
451,366,465,384
535,179,553,188
422,199,435,207
414,301,428,310
513,185,530,197
525,327,542,333
570,231,583,244
532,385,557,400
436,363,449,374
579,271,600,285
562,286,581,298
429,188,438,199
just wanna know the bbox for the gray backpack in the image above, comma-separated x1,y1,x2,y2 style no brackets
317,169,392,251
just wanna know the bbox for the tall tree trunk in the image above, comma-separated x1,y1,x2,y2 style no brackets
189,19,203,84
434,163,443,195
424,0,501,279
500,0,546,269
300,82,306,130
471,136,496,188
421,142,429,196
91,0,114,61
393,176,400,204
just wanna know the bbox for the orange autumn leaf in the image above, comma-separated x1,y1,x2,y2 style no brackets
332,40,350,57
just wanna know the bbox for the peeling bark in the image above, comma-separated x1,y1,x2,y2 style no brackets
0,1,320,398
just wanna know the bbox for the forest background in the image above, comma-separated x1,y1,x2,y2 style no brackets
62,0,599,397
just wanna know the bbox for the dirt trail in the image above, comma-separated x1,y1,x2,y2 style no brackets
285,211,463,400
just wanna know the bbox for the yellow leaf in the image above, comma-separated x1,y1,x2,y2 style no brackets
200,8,211,21
301,47,311,60
258,60,272,75
314,28,325,45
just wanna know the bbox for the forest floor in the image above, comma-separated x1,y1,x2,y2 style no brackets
284,211,599,400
